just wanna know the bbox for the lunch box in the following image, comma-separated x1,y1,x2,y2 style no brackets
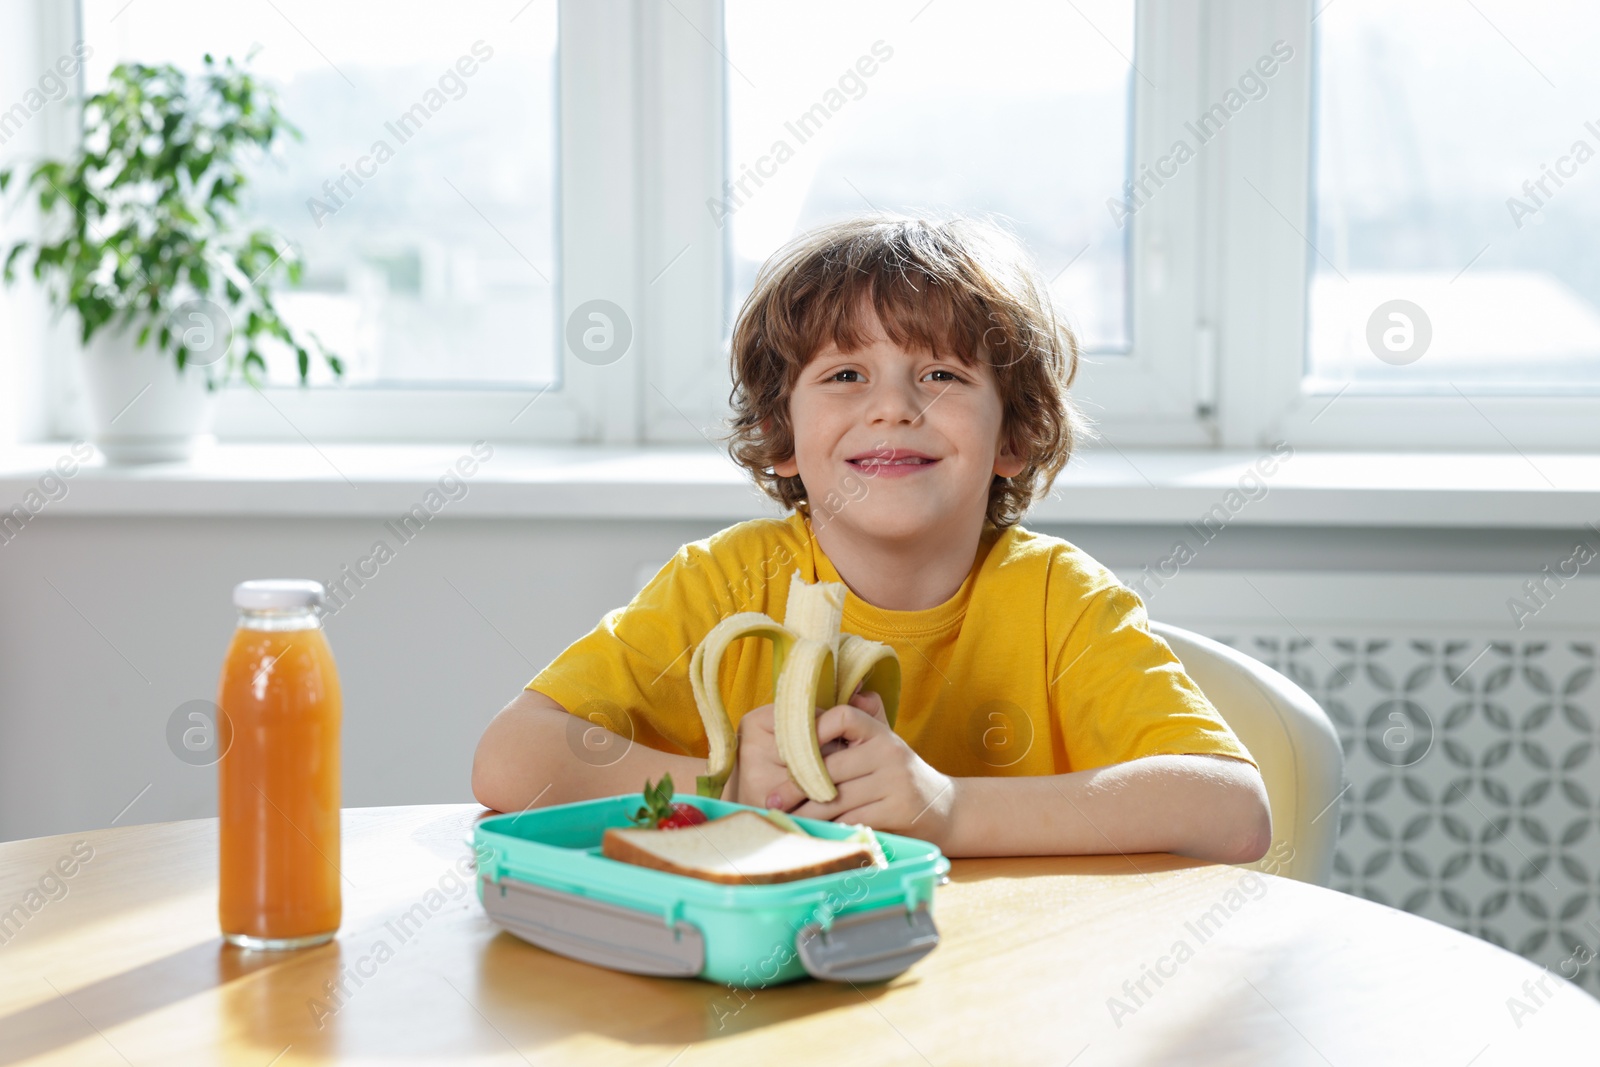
473,794,950,986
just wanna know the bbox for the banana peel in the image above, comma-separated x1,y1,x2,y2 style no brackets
692,570,901,802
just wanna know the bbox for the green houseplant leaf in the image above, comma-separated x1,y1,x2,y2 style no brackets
0,53,341,390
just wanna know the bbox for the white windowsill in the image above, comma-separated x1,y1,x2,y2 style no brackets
1,442,1597,528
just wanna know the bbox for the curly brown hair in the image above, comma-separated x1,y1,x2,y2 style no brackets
723,214,1091,528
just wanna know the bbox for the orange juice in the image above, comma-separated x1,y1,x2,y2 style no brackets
217,580,342,949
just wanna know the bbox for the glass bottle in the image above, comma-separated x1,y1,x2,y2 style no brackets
217,579,342,949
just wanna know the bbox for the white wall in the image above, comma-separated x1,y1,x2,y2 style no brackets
2,509,1590,842
0,513,724,841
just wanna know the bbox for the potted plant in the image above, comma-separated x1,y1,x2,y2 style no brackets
0,53,342,463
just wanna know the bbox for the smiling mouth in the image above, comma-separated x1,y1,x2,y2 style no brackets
849,456,936,468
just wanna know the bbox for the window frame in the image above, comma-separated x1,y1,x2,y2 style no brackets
1209,0,1600,450
1080,0,1216,446
43,0,600,445
651,0,1219,447
24,0,1600,451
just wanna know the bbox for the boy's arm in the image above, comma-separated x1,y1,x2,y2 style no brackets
471,688,710,813
939,754,1271,862
770,702,1272,864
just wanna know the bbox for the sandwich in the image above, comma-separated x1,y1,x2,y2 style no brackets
602,809,880,885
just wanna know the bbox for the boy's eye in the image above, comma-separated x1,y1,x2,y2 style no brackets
823,367,964,384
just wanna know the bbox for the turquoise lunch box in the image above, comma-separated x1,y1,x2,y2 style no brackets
473,794,950,986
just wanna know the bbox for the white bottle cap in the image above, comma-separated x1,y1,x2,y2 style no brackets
233,579,326,612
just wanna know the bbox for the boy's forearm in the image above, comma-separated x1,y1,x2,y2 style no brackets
941,755,1272,864
472,690,707,812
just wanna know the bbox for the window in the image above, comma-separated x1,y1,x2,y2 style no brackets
723,0,1134,354
17,0,1596,450
82,0,559,389
705,0,1215,446
1309,0,1600,393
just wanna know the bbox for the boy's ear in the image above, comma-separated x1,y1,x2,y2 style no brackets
759,415,799,477
994,435,1026,479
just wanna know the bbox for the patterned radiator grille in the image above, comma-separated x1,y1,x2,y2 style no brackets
1215,633,1599,992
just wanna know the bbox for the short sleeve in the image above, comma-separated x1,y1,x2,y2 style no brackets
526,541,734,758
1051,584,1257,772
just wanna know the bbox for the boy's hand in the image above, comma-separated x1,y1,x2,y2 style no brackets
727,687,889,808
723,703,797,810
765,690,957,848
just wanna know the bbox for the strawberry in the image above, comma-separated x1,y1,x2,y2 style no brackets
627,773,709,831
656,805,709,830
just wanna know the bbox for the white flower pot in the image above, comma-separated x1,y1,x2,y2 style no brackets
77,322,217,464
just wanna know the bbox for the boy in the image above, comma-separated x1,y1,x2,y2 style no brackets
473,215,1271,863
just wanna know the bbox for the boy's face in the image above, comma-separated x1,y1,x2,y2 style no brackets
773,303,1024,545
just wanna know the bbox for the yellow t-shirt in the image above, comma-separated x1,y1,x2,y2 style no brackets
527,510,1255,777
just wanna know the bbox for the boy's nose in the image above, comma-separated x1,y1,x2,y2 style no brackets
865,376,926,425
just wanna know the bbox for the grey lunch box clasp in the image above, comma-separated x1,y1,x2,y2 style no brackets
480,875,705,977
796,902,940,983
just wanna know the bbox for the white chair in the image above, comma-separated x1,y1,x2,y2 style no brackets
1150,622,1346,886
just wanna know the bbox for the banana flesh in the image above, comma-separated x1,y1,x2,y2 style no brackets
692,571,901,802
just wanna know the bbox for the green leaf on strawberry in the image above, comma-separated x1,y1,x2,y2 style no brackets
627,773,708,830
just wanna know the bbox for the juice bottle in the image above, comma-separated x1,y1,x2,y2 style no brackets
217,579,342,949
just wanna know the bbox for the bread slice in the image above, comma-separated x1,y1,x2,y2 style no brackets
601,811,876,885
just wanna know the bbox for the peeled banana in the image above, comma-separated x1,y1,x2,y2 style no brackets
692,571,901,802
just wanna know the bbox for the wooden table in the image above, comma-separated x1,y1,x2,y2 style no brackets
1,805,1593,1065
